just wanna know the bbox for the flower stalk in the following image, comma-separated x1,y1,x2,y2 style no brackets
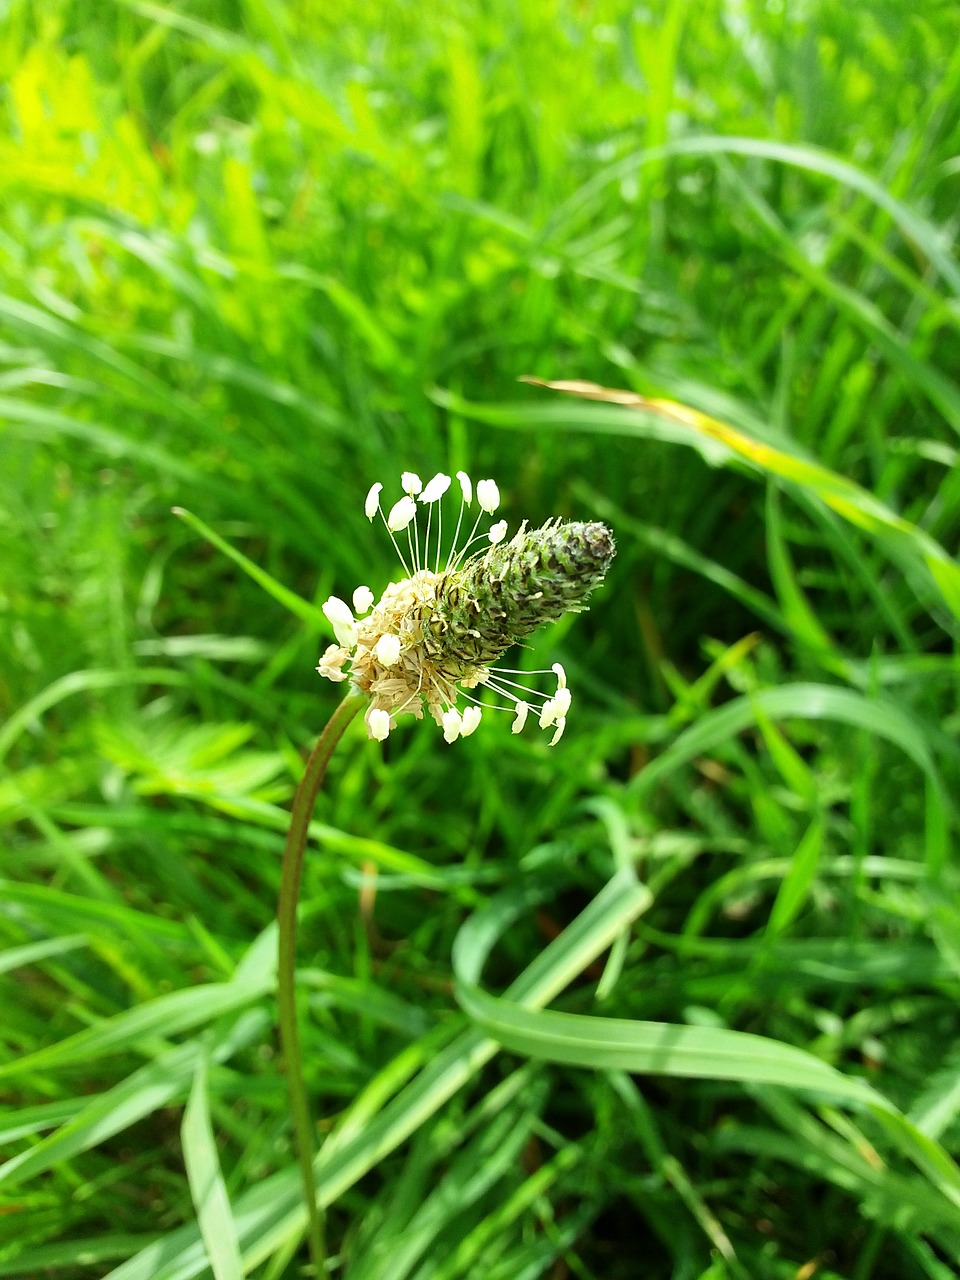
277,691,365,1277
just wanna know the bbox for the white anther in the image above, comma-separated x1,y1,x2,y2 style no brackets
387,496,417,531
456,471,473,504
366,709,391,741
419,472,452,503
352,585,374,615
552,662,567,689
477,479,500,514
365,482,383,521
322,596,357,647
401,472,423,495
549,717,566,746
511,700,529,734
539,698,560,729
488,519,508,545
374,633,402,667
442,708,462,743
460,706,482,737
552,687,572,718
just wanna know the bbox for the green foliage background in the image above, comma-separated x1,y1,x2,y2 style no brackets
2,1,960,1277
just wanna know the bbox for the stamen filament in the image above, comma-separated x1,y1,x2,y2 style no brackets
449,510,483,569
448,495,466,568
483,674,553,703
487,666,563,676
406,523,418,573
379,510,412,576
412,510,421,571
457,686,514,714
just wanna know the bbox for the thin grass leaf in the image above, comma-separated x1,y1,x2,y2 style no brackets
0,1012,267,1187
455,983,880,1103
182,1056,245,1280
0,933,88,975
766,814,827,936
0,977,273,1082
172,508,325,628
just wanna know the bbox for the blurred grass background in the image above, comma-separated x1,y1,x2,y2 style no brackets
2,1,960,1277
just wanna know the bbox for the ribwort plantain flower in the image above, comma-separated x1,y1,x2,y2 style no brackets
318,472,615,744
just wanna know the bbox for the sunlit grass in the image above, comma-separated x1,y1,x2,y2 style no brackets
2,2,960,1277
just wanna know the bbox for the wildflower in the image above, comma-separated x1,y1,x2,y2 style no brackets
317,471,615,744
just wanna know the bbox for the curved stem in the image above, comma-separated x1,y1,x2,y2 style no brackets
277,692,365,1276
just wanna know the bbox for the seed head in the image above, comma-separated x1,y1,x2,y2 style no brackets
317,471,615,745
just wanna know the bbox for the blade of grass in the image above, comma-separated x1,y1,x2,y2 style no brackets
182,1055,245,1280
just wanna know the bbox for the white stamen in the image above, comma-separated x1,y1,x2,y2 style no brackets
365,483,383,521
549,717,566,746
456,471,472,504
317,644,350,683
460,706,482,737
552,662,567,689
553,687,572,718
419,472,451,504
387,496,417,531
511,701,529,733
367,708,391,741
353,585,374,614
488,519,508,545
442,708,462,743
402,472,423,496
322,595,353,626
322,596,357,647
483,672,553,701
477,479,500,513
539,698,560,729
374,633,402,667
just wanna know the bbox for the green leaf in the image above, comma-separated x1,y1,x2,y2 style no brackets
182,1056,245,1280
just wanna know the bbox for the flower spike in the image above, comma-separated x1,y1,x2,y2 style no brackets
317,472,615,746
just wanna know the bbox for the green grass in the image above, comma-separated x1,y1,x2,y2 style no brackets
2,1,960,1276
